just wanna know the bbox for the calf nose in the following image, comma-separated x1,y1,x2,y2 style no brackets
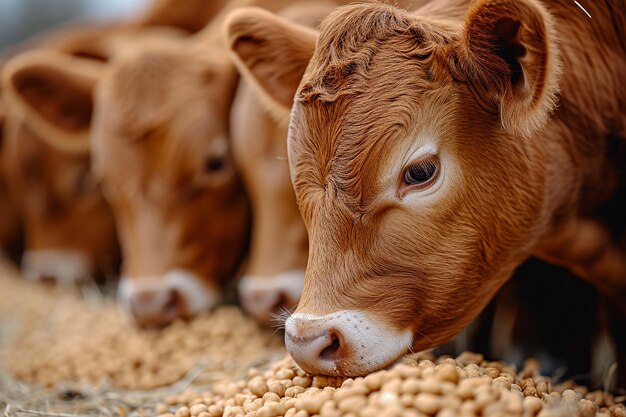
285,311,414,376
22,250,91,285
286,322,344,368
285,313,349,375
118,269,221,328
129,288,183,328
238,271,304,324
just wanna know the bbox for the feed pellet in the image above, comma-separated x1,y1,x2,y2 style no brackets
159,353,625,417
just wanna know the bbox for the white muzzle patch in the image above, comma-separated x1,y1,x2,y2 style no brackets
238,270,305,320
21,249,91,285
118,268,220,324
285,310,413,376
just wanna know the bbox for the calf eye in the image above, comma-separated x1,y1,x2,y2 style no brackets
204,156,225,173
402,157,439,188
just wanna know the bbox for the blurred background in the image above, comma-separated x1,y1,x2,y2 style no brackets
0,0,150,51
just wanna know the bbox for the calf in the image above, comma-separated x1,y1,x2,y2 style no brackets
231,80,308,323
2,52,119,283
94,36,250,327
225,0,626,376
228,2,342,324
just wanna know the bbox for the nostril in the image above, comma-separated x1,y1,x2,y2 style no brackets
39,274,58,285
164,289,182,316
319,333,341,361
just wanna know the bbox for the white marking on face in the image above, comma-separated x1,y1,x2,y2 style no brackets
165,268,221,313
408,142,438,161
21,250,91,285
117,268,220,324
238,270,305,319
285,310,413,376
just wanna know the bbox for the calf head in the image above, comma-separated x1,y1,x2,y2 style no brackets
225,4,335,323
229,80,307,324
230,0,561,375
1,51,118,283
93,40,249,327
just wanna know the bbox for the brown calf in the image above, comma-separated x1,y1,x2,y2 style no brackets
228,2,346,324
1,52,119,283
225,0,626,375
94,35,250,327
230,79,307,324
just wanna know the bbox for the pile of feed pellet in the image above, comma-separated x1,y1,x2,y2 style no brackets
159,353,625,417
0,262,284,390
1,261,624,417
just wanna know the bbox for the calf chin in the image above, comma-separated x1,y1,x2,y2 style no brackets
21,249,92,285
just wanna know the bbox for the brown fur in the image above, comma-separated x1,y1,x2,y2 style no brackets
0,94,22,260
3,44,248,325
135,0,231,33
87,0,324,324
228,2,344,323
2,114,119,277
228,0,626,373
0,42,122,280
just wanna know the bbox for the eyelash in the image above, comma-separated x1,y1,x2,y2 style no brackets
404,159,437,185
399,155,440,195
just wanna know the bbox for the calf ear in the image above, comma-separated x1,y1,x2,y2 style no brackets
224,7,318,119
459,0,560,137
1,50,102,153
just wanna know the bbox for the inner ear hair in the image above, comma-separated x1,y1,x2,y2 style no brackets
460,0,561,138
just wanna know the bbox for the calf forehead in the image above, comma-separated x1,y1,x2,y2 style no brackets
291,70,451,216
100,49,215,132
94,51,233,188
290,10,454,214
